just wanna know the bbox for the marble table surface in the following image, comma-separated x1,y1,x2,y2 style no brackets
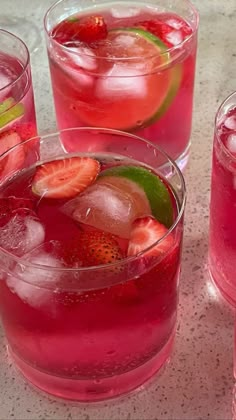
0,0,235,419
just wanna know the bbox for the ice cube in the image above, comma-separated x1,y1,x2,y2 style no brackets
62,178,151,239
111,7,140,18
166,30,183,46
166,18,183,30
224,116,236,130
96,64,147,98
113,34,137,48
226,134,236,154
7,251,62,308
64,47,97,71
0,214,45,256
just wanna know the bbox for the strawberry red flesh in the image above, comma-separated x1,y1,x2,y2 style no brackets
32,156,100,199
78,230,124,268
128,215,174,257
52,15,108,46
0,131,25,179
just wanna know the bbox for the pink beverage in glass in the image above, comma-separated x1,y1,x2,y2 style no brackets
0,30,37,162
44,0,198,170
0,128,185,402
209,92,236,306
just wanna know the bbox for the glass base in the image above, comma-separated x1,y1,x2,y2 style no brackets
208,257,236,307
7,332,175,403
175,142,190,172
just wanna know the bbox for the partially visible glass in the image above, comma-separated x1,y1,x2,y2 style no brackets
209,92,236,306
0,127,185,402
44,0,198,170
0,30,37,158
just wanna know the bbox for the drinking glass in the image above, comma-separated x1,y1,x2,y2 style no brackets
0,127,185,402
0,30,37,155
44,0,199,170
209,92,236,306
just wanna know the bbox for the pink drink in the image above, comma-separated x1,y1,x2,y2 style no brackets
0,128,185,401
44,0,198,169
209,93,236,305
0,31,37,157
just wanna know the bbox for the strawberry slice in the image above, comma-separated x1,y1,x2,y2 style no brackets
128,216,174,257
11,122,38,153
12,122,37,142
52,15,108,46
32,156,100,199
78,230,124,267
0,131,25,180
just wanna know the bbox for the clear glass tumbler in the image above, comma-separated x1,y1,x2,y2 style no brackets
0,30,37,159
209,92,236,306
44,0,198,170
0,127,185,402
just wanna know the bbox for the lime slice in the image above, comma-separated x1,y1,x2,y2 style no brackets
0,99,25,129
76,28,182,131
0,98,15,114
99,165,173,228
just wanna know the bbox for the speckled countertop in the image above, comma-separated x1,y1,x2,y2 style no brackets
0,0,235,419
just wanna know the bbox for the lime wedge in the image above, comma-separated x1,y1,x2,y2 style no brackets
0,100,25,129
99,165,173,228
76,28,182,131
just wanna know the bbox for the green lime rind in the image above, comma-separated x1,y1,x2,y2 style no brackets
111,27,170,53
0,97,15,114
0,102,25,129
99,165,173,228
147,63,182,124
109,28,182,131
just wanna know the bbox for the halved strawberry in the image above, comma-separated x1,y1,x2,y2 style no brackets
11,122,38,154
32,156,100,199
78,230,124,267
127,216,174,257
11,122,37,141
52,15,108,46
0,131,25,180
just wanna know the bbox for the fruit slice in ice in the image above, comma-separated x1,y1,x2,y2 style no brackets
0,98,24,130
99,165,173,228
32,156,100,199
77,28,182,130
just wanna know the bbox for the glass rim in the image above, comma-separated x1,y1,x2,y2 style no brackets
0,29,30,94
215,90,236,161
44,0,199,63
0,126,186,273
